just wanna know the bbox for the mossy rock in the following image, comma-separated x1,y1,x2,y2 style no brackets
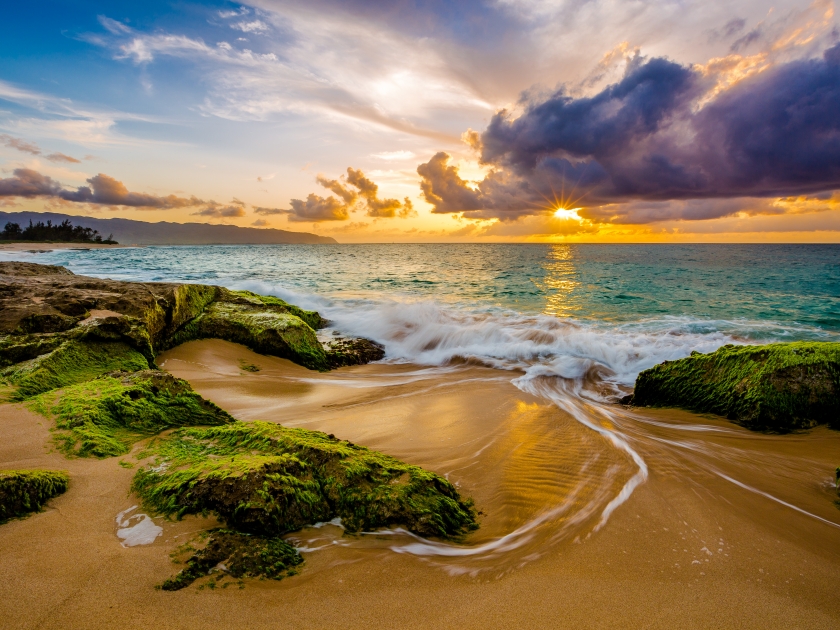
167,302,329,371
0,470,69,523
133,422,478,539
630,342,840,432
161,529,303,591
0,333,66,369
219,289,324,330
2,339,150,399
325,337,385,368
33,370,235,458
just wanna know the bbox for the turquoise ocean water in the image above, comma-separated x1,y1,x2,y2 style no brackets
4,243,838,389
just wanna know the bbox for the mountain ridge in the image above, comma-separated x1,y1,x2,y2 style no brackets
0,211,337,245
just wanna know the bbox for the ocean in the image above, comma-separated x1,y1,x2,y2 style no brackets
5,243,838,390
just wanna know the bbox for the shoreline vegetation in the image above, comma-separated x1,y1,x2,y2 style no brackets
0,260,837,594
2,219,117,245
0,260,475,589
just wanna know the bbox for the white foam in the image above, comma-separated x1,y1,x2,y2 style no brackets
232,280,752,390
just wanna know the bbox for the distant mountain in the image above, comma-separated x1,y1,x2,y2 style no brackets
0,211,337,245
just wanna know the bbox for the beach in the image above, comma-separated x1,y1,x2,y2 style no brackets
1,338,838,629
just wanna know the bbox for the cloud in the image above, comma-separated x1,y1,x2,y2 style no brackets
44,152,81,164
252,218,270,226
285,194,349,222
0,134,81,163
218,8,248,19
317,167,416,218
0,168,208,209
231,20,269,34
192,203,247,218
417,42,840,222
0,134,40,155
98,16,132,35
262,166,416,222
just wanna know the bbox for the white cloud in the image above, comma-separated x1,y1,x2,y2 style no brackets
231,20,269,33
97,16,132,35
218,8,249,19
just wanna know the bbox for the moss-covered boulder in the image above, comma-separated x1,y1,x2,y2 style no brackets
629,342,840,432
324,336,386,369
34,370,235,458
0,262,385,375
3,340,150,399
0,470,69,523
219,289,324,330
133,422,478,539
167,302,329,371
161,529,303,591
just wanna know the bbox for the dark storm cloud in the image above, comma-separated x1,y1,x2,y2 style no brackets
417,43,840,222
0,168,207,208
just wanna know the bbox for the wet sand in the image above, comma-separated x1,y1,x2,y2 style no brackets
1,338,839,629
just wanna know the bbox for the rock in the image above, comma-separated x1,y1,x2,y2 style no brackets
161,530,303,591
36,370,235,458
0,470,69,523
0,262,374,374
0,261,73,277
218,288,324,330
3,340,150,399
324,336,386,368
166,301,329,371
630,342,840,432
132,421,479,539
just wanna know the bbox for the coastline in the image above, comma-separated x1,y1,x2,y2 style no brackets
0,242,127,252
0,339,838,629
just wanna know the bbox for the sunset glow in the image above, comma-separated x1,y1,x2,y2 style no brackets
0,0,838,243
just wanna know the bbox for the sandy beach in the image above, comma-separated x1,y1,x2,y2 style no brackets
1,338,838,629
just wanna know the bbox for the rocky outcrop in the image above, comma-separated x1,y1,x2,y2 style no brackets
0,470,69,523
0,262,376,372
0,262,479,587
133,422,479,539
627,342,840,432
37,370,234,458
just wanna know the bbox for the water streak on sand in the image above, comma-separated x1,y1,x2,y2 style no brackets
115,506,163,547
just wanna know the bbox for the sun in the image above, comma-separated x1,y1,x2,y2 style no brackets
553,207,582,221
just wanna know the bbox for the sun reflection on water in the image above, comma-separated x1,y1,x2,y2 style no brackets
539,244,583,319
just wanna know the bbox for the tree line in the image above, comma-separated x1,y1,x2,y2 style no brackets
1,219,117,244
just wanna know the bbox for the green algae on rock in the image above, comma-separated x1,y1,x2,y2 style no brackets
323,336,386,369
165,301,329,371
161,529,303,591
3,340,150,399
34,370,235,458
0,469,69,523
132,422,479,539
219,289,324,331
629,342,840,432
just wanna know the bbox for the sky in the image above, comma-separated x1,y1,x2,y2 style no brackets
0,0,839,243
